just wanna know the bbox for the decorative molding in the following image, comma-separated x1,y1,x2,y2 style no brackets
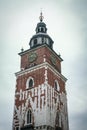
15,62,67,82
15,62,45,77
18,44,63,62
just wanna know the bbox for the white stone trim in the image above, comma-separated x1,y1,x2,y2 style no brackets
15,62,67,82
19,44,62,61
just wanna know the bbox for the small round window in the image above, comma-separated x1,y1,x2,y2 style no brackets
54,80,60,91
26,77,34,89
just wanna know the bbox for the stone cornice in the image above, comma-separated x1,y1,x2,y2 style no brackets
15,62,67,82
18,44,63,62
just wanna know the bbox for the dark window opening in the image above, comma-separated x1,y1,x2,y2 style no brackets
34,39,37,46
16,127,19,130
29,79,33,88
54,81,57,90
27,110,32,124
41,27,44,32
54,80,60,91
42,37,44,43
38,28,40,32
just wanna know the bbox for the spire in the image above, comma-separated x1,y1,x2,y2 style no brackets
29,12,54,49
39,11,44,22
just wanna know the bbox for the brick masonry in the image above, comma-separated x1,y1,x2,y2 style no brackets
13,45,69,130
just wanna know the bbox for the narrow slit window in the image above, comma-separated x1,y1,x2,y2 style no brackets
27,110,32,124
54,80,60,91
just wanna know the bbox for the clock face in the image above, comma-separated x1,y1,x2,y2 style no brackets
29,52,37,62
51,55,56,65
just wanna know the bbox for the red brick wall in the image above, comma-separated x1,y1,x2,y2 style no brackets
47,68,65,93
20,46,61,73
16,68,45,92
15,67,45,108
44,47,61,73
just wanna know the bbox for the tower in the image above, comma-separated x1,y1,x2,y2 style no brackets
13,12,69,130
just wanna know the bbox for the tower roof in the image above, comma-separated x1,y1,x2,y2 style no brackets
29,12,54,49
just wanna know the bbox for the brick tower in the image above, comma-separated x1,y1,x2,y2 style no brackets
12,12,69,130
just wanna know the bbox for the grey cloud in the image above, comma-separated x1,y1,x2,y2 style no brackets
70,111,87,130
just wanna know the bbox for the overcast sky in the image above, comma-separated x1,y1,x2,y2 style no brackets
0,0,87,130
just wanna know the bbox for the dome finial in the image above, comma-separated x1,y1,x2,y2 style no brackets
39,10,44,22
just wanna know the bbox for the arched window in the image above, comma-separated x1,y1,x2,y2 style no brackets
38,28,40,32
29,79,33,88
41,27,44,32
54,81,57,90
26,77,34,89
27,110,32,124
34,39,37,46
54,80,60,91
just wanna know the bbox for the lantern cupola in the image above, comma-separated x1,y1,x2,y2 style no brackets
29,12,54,49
